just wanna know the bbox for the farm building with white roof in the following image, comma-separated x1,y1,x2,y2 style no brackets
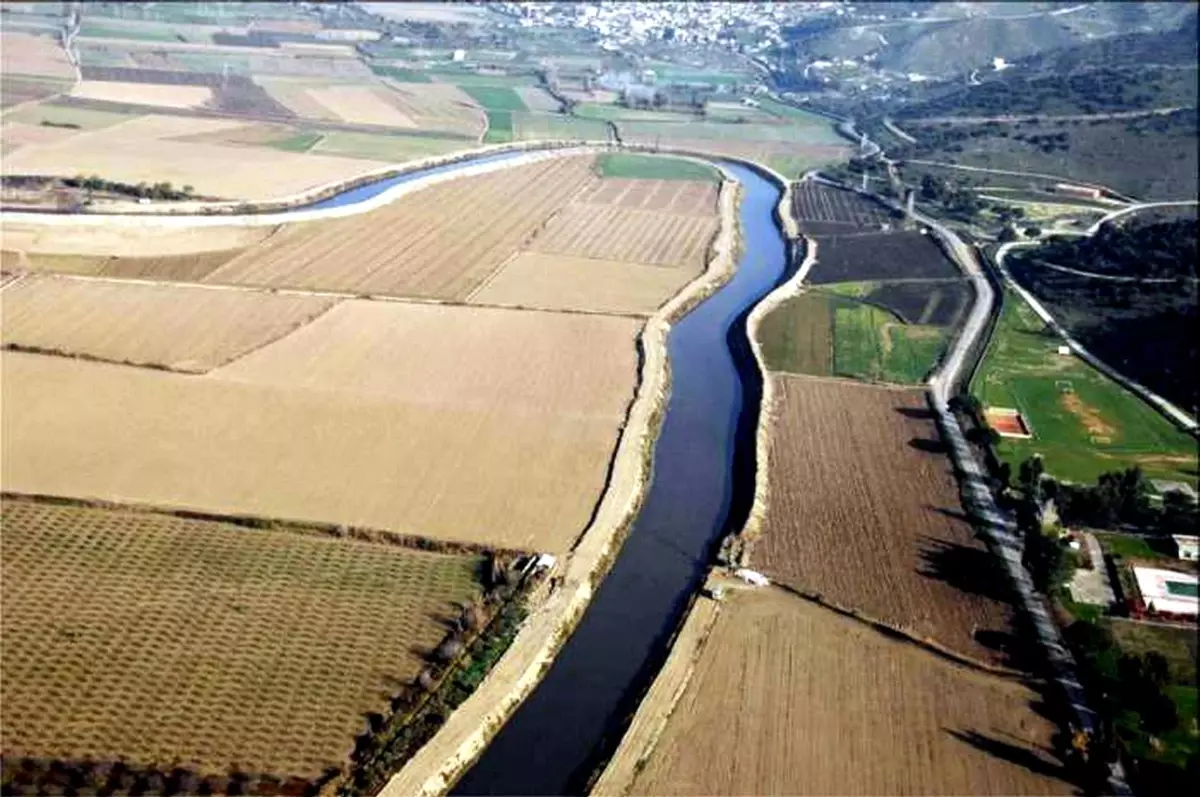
1132,566,1198,617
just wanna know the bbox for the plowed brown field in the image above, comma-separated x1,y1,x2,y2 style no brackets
207,157,595,299
575,178,718,216
0,496,482,790
752,375,1016,665
1,275,337,372
632,588,1075,796
1,301,641,552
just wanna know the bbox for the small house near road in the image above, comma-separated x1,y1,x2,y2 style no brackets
1172,535,1199,562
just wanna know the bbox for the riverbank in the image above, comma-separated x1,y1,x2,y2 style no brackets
377,175,743,797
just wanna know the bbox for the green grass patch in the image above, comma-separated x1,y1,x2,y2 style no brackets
369,64,433,83
311,131,469,162
460,85,527,112
78,22,198,42
7,104,133,130
482,110,513,143
574,103,693,123
1107,619,1198,685
269,132,323,153
434,72,534,89
595,153,718,182
971,290,1197,484
1094,532,1175,561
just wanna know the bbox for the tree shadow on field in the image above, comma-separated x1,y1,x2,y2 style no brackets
945,729,1078,788
917,536,1013,605
895,405,935,420
925,504,973,524
909,436,949,455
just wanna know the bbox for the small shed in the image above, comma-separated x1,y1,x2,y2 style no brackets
1057,345,1071,356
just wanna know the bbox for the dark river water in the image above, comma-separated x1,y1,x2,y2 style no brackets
452,162,790,795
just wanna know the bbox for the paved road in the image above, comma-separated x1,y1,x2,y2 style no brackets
904,106,1190,126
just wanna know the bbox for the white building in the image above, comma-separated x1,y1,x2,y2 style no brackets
1133,566,1198,617
1173,535,1199,562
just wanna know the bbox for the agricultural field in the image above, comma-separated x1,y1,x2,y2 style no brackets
1,32,75,81
1,301,641,553
0,113,393,200
616,117,849,167
752,377,1018,666
629,588,1074,796
0,275,337,373
0,496,484,792
825,279,974,327
68,80,214,110
971,291,1197,484
758,289,953,385
308,130,469,162
206,157,596,298
792,180,899,235
595,152,718,182
807,231,961,284
510,112,607,142
0,220,274,259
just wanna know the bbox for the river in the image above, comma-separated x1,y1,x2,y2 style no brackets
452,162,790,795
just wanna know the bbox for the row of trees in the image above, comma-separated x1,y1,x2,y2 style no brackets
65,174,196,201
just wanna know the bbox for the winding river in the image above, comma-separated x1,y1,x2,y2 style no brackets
453,161,789,795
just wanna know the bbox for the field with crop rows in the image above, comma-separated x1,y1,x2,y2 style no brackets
971,291,1197,483
757,292,835,376
2,300,641,552
752,377,1017,665
511,112,607,142
793,180,898,234
1,275,337,372
807,231,960,284
0,496,483,792
530,192,718,268
825,279,974,327
631,588,1075,796
207,157,595,298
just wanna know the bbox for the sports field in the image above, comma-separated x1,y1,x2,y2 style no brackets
0,496,483,791
971,290,1197,483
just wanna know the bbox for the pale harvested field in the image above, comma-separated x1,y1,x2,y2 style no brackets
752,376,1016,665
2,301,641,552
258,77,340,121
1,275,337,372
207,156,595,299
472,251,696,315
1,32,75,80
378,81,486,137
632,588,1075,796
0,220,274,257
0,121,80,156
69,80,215,109
305,85,416,128
576,178,718,216
531,203,718,268
0,114,391,200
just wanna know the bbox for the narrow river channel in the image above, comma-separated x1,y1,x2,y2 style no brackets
453,162,789,795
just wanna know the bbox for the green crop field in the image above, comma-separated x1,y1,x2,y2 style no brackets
437,72,536,89
270,132,323,153
512,112,607,142
595,153,718,182
574,103,695,123
482,110,514,143
971,290,1197,483
832,301,945,384
757,291,834,377
6,104,135,130
78,22,202,42
369,64,433,83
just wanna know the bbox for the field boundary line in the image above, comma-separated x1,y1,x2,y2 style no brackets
769,582,1029,679
378,169,747,797
774,369,926,393
0,491,529,559
203,297,346,371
